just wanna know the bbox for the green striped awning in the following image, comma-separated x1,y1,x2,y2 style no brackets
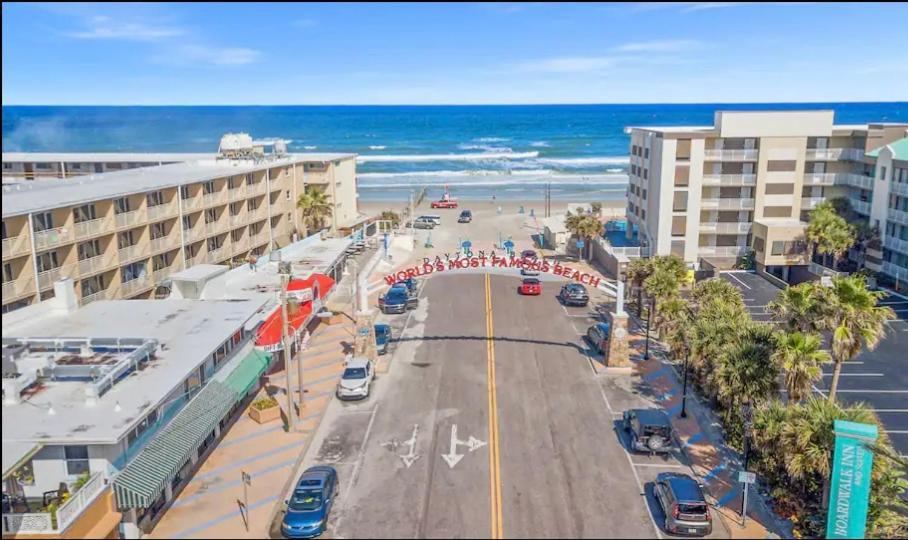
224,349,272,396
113,381,238,509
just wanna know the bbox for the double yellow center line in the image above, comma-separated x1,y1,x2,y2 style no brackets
484,273,503,539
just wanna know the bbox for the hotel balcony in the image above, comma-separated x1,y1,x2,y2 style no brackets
891,182,908,197
185,225,212,243
37,267,65,290
803,173,837,186
247,182,268,196
81,286,115,306
1,470,112,536
147,202,178,221
118,243,151,264
851,199,872,216
153,268,173,284
884,236,908,255
247,208,268,222
228,184,247,200
801,197,825,210
229,213,248,228
150,235,180,254
115,209,148,229
181,196,203,211
74,217,113,240
889,208,908,226
248,230,268,247
78,254,116,276
2,234,31,259
203,191,228,207
33,226,74,251
701,173,757,187
2,277,36,302
699,222,753,234
206,246,230,264
700,198,756,210
698,246,750,257
806,148,866,161
232,237,250,254
703,149,759,161
833,173,875,190
882,261,908,280
121,275,153,297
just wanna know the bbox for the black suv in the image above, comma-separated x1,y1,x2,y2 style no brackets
458,210,472,223
653,473,713,536
559,283,589,307
622,409,677,454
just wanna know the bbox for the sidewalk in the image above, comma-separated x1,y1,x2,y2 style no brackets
147,301,356,538
623,311,791,539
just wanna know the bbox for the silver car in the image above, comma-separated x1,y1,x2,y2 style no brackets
336,358,374,401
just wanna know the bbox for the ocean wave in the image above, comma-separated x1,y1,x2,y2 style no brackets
358,170,627,180
607,167,624,173
536,156,629,166
474,137,510,143
368,145,386,150
359,179,630,189
357,151,539,163
303,145,317,150
530,141,550,147
456,143,512,152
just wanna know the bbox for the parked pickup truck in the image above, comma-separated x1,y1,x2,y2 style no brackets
430,199,458,209
378,285,419,314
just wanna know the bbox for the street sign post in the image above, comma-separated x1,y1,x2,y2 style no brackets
241,471,251,531
738,470,756,527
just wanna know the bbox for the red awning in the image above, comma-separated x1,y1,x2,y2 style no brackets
254,274,335,350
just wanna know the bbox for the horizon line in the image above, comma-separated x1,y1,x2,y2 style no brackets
3,100,907,108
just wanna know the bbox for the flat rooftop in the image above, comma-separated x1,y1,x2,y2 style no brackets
1,153,356,218
1,296,269,447
1,152,212,163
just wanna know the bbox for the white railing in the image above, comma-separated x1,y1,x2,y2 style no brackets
115,210,146,229
118,243,150,263
232,238,249,253
81,287,113,305
153,268,172,283
248,232,268,247
246,208,267,222
150,236,178,253
37,267,64,290
2,512,55,535
2,234,31,258
806,148,866,161
206,246,229,263
203,191,228,207
147,202,177,221
803,173,837,186
851,199,872,216
801,197,825,210
701,173,757,186
700,222,752,234
3,278,35,300
595,236,646,258
891,182,908,197
182,196,203,211
33,227,74,251
704,149,758,161
882,261,908,281
247,182,268,195
889,208,908,226
78,254,114,276
700,198,756,210
833,173,875,190
187,225,211,242
699,246,749,257
56,470,108,531
121,276,151,297
809,261,848,278
884,236,908,254
228,185,247,200
74,218,110,239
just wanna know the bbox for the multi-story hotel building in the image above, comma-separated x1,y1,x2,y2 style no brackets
1,139,362,314
624,111,907,283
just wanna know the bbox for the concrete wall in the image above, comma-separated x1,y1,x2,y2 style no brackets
716,110,834,138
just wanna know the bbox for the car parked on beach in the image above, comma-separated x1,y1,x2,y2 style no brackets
559,283,589,307
412,217,435,229
519,278,541,295
379,285,418,314
431,199,458,209
653,472,713,536
458,210,472,223
281,466,338,538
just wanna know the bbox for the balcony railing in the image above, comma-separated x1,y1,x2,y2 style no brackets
803,173,837,186
229,213,248,228
700,198,756,210
2,234,31,259
228,185,248,200
700,222,752,234
704,149,758,161
74,217,111,239
232,238,250,253
81,287,114,305
118,243,150,263
833,173,875,190
801,197,825,210
181,196,203,211
891,182,908,197
121,275,152,297
150,235,178,253
153,268,173,283
147,202,178,221
248,231,268,247
851,199,872,216
882,261,908,280
1,470,110,535
78,254,114,276
698,246,750,257
206,246,229,263
33,227,74,251
202,191,228,207
247,182,268,196
889,208,908,226
246,208,267,222
186,225,212,243
809,261,848,278
884,236,908,255
701,173,757,186
2,278,36,301
806,148,867,161
115,209,147,229
37,267,64,290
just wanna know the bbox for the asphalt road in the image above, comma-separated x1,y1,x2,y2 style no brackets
296,272,668,539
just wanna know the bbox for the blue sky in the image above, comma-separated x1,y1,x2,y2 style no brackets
3,2,906,105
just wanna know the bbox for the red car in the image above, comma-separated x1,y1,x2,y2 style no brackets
430,200,458,209
519,278,542,295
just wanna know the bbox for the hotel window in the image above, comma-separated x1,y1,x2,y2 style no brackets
207,236,223,252
230,202,242,216
765,183,795,195
153,253,171,271
147,191,165,207
205,208,217,224
753,237,765,253
73,204,97,223
245,173,254,185
767,160,796,172
77,239,102,261
151,222,166,240
228,176,239,190
247,199,259,211
3,263,13,283
114,197,131,214
673,191,688,212
642,189,647,200
231,229,243,243
644,148,650,159
187,243,200,258
203,181,216,195
676,139,691,160
180,185,191,200
122,262,145,283
35,162,52,170
36,250,60,273
64,445,90,475
118,230,137,249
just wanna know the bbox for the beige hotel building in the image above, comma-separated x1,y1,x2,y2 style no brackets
624,110,908,283
1,139,363,314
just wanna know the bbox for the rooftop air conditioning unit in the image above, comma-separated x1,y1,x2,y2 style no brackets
218,133,254,158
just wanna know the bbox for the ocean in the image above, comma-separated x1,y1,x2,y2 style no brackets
3,103,907,202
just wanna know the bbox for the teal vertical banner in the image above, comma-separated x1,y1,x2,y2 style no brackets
826,420,878,539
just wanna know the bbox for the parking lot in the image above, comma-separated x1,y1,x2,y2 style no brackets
720,270,908,456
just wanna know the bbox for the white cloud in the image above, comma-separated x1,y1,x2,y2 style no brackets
66,16,184,41
614,39,702,52
630,2,818,13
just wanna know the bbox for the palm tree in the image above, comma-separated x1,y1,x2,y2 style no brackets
818,276,894,403
767,282,822,333
626,258,652,317
806,201,856,269
565,214,603,261
715,339,780,412
772,332,830,402
297,189,333,233
380,210,401,228
655,295,690,359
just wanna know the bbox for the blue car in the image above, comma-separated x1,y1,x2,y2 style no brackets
281,466,338,538
375,324,392,355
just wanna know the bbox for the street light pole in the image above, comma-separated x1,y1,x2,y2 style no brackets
643,295,654,360
280,274,297,432
679,345,690,419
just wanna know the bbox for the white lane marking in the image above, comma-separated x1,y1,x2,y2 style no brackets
820,390,908,394
884,430,908,434
632,463,687,469
873,409,908,413
820,373,884,377
598,382,616,415
724,272,751,290
440,423,486,469
399,424,421,469
334,403,380,536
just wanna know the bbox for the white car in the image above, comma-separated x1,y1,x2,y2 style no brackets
336,357,374,401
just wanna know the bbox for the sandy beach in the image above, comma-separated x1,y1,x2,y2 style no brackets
358,197,626,224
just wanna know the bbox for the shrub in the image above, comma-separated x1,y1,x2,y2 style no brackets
251,396,279,410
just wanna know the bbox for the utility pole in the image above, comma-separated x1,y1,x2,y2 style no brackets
280,273,297,432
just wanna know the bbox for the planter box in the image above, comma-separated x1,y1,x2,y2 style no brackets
249,404,280,424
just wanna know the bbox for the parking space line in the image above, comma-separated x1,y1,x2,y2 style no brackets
873,409,908,413
820,373,884,377
632,463,686,469
723,272,751,290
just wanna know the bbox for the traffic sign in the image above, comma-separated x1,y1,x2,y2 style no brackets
503,239,514,250
461,240,472,250
738,471,756,484
576,239,585,249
